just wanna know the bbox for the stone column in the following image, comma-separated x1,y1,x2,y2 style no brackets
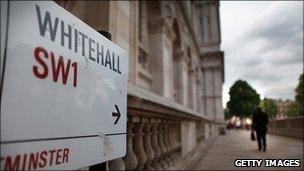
151,120,162,170
143,120,155,170
158,120,169,168
123,121,138,170
176,122,182,155
163,121,173,165
133,119,147,170
108,158,125,170
170,122,178,161
148,17,176,100
165,122,173,153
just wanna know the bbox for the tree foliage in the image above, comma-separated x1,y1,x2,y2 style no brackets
227,80,260,118
287,73,304,117
224,107,233,120
295,73,304,115
286,101,301,117
260,98,277,119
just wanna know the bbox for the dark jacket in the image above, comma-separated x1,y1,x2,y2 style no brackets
252,108,269,132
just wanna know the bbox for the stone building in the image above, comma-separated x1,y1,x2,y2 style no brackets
275,99,291,119
56,0,225,170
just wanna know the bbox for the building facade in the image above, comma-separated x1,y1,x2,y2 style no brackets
275,99,291,119
56,1,225,170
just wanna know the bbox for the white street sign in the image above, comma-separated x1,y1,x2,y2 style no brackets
0,1,127,170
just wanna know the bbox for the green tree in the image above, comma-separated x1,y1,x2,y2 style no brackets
260,98,277,119
287,73,304,117
227,80,260,118
224,107,233,120
286,101,301,117
295,73,304,115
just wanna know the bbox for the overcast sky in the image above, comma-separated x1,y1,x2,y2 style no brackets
220,1,303,108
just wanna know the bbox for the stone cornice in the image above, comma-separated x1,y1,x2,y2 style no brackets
127,83,215,122
200,51,225,82
148,17,176,42
201,51,224,60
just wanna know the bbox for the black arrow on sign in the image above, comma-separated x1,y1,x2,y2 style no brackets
112,105,121,125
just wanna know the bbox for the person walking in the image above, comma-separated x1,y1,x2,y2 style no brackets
252,107,269,151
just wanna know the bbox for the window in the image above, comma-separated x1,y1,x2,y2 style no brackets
137,1,152,89
138,48,149,70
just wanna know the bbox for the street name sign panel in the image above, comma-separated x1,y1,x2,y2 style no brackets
0,1,127,170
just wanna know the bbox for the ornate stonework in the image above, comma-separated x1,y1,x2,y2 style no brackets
57,1,225,170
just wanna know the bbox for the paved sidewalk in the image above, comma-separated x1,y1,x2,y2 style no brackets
192,130,303,170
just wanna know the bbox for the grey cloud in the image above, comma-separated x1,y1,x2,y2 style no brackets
244,59,263,66
257,44,303,66
271,50,303,65
263,85,296,100
247,2,303,40
243,2,303,66
222,1,303,105
239,69,283,83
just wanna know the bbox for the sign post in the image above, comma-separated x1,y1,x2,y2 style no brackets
0,1,127,170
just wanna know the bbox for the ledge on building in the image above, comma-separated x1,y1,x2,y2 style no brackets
127,83,214,122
